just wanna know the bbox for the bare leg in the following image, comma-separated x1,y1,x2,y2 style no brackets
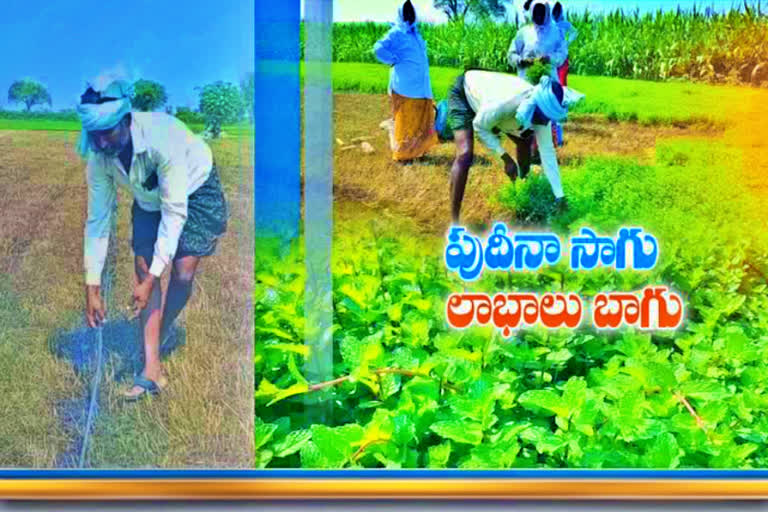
159,255,200,345
508,132,533,179
450,128,474,224
126,256,164,395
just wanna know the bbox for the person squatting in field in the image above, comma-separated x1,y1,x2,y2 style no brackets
77,76,229,401
447,70,584,223
374,0,439,163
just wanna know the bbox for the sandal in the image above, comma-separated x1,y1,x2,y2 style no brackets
122,374,168,402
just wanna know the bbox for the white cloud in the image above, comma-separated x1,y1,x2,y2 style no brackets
301,0,449,23
413,0,449,23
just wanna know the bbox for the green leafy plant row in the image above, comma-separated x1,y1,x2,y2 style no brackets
255,113,768,470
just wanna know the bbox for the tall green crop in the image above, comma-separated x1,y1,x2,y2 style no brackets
309,6,768,84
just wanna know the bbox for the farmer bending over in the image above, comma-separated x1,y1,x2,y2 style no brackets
447,70,583,223
77,76,228,401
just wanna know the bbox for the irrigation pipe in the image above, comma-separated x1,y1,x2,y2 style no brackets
77,209,117,469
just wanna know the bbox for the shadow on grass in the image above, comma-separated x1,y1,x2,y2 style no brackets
48,318,185,468
50,318,185,382
412,153,495,168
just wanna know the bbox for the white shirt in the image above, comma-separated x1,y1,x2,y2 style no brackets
464,70,535,156
84,111,213,285
463,71,564,199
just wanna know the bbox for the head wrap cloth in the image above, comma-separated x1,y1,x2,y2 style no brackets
76,78,134,157
516,75,585,130
396,1,416,33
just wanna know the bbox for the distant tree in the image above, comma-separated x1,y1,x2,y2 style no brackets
197,81,244,139
434,0,507,22
132,79,168,111
8,79,52,112
240,72,254,124
175,106,205,125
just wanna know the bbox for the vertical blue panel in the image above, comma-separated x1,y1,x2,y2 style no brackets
303,0,334,423
254,1,300,244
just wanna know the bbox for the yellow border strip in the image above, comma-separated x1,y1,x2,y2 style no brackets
2,479,768,500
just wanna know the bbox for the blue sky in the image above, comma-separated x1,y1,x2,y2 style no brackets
304,0,760,23
1,0,756,111
0,0,253,111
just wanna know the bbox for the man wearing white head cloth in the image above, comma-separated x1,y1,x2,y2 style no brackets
446,69,584,223
78,76,229,401
508,0,567,84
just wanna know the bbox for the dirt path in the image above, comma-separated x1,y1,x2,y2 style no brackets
332,93,728,234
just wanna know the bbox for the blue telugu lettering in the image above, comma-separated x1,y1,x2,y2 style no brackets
570,227,658,271
445,227,485,281
446,225,658,281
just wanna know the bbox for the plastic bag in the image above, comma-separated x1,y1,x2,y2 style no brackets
434,100,454,142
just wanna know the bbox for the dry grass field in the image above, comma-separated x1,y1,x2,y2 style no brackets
0,128,253,468
331,92,728,235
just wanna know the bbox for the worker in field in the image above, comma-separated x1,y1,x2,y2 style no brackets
519,0,533,22
551,1,578,146
447,70,584,223
508,0,568,161
508,0,567,84
552,1,577,87
77,75,229,402
373,0,438,163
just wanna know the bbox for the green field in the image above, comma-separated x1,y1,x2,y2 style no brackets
256,56,768,469
314,61,765,125
317,6,768,84
0,119,83,131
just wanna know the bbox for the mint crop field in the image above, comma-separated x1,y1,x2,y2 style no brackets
256,186,768,469
255,86,768,469
255,9,768,469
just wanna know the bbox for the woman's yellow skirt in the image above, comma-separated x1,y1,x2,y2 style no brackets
390,92,439,161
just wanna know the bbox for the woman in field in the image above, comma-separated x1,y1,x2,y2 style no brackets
509,0,568,159
77,76,228,401
508,0,568,84
373,0,438,163
552,1,578,87
550,1,578,146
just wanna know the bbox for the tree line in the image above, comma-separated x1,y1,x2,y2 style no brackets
5,74,255,138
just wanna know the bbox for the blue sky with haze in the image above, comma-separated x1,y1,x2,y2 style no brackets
0,0,253,111
306,0,758,23
1,1,757,110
